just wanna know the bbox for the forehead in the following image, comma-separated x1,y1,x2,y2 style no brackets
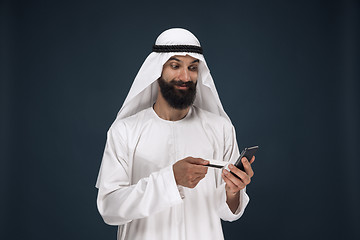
166,55,199,63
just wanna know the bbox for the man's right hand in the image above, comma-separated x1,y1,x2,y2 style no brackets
173,157,209,188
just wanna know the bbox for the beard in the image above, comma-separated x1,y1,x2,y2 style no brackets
157,77,197,110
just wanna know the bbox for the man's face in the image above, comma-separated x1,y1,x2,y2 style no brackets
158,55,199,110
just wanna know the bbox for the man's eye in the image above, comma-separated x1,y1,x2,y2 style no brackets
170,64,179,69
189,66,198,71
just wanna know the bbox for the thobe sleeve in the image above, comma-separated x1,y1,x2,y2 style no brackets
95,124,183,226
216,123,250,222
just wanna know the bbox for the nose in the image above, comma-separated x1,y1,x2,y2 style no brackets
178,67,191,82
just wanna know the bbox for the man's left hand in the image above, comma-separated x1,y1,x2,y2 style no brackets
222,156,255,212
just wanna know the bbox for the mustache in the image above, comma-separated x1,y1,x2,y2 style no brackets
169,80,196,88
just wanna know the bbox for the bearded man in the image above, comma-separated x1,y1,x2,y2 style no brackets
96,28,255,240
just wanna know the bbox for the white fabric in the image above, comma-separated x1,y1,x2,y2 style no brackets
116,28,230,122
96,106,249,240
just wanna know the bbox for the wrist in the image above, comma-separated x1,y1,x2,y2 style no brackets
226,190,240,199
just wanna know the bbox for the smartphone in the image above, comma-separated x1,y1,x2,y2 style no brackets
232,146,258,177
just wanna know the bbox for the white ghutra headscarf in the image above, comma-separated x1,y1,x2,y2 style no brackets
117,28,230,122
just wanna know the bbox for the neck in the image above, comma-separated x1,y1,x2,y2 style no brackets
153,92,190,121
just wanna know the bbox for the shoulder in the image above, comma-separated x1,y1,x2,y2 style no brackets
192,106,236,140
192,107,238,147
108,108,152,135
193,106,233,128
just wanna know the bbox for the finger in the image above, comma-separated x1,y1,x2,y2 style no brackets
228,163,246,179
190,164,208,175
250,156,255,164
228,164,251,185
186,157,209,166
192,174,205,183
185,158,209,174
242,158,254,178
188,174,206,188
223,169,245,187
222,170,245,190
222,171,237,189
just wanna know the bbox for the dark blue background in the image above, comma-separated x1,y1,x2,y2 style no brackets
1,0,359,239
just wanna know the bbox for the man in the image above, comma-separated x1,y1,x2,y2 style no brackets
96,28,255,240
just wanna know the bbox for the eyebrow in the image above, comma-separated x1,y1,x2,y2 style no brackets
168,57,199,64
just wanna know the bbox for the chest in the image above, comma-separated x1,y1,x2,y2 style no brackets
130,121,223,181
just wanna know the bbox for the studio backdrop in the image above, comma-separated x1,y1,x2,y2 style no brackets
1,0,359,239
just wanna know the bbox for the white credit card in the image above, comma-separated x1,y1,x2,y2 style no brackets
205,160,227,169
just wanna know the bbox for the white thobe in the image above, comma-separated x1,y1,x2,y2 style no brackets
96,106,249,240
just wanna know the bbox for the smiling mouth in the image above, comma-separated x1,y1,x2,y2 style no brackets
175,85,189,90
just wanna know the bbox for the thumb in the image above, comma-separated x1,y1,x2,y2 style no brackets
186,157,209,165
